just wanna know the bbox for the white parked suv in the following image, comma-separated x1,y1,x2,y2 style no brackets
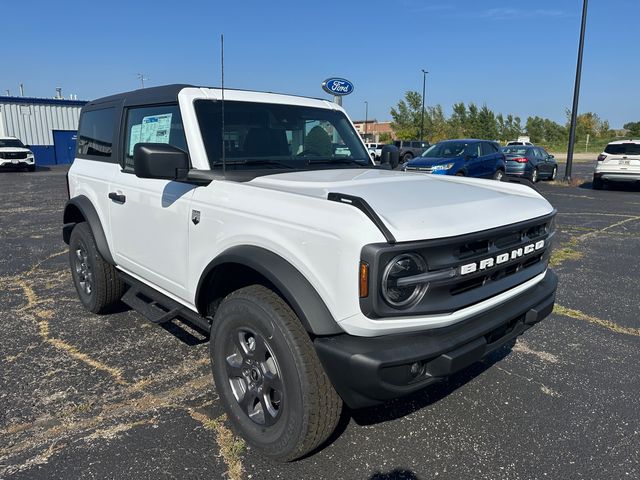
0,136,35,171
63,84,558,461
365,142,383,160
593,140,640,189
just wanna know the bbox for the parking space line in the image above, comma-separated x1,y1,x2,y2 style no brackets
554,305,640,337
188,410,245,480
550,215,640,268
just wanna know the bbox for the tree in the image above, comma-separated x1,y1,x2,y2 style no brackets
623,121,640,137
424,105,451,142
390,91,423,140
565,111,609,142
448,102,468,138
378,132,392,143
477,104,499,140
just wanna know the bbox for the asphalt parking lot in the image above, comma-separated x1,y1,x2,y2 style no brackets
1,164,638,480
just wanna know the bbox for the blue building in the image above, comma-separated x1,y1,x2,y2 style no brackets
0,95,87,165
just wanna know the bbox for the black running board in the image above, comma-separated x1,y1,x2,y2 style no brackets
119,272,211,333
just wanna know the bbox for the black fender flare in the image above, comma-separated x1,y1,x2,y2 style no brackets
196,245,343,336
63,195,115,265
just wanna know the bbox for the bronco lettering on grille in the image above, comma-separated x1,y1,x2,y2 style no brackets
459,239,545,275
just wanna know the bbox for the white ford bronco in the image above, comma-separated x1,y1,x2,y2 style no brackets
63,85,557,461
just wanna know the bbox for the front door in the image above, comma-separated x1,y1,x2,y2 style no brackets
465,143,483,177
108,103,195,300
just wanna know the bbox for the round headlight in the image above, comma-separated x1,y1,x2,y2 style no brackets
381,253,428,308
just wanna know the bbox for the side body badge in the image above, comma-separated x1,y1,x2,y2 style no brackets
191,210,201,225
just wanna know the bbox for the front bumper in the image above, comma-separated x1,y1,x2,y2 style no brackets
0,158,34,168
315,270,557,409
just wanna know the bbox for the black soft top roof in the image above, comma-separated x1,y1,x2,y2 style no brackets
85,84,195,108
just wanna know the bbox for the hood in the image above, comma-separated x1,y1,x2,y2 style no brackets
0,147,31,153
407,156,460,167
247,169,554,242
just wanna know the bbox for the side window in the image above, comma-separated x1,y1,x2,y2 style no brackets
533,147,544,158
481,142,496,156
123,104,187,171
466,143,481,157
77,108,116,160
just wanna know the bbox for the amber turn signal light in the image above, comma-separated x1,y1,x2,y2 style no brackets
359,261,369,298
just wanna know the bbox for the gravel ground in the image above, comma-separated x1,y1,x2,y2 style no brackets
1,165,638,480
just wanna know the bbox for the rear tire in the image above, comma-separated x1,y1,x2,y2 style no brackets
492,169,504,181
531,168,539,183
69,222,124,313
209,285,342,461
550,166,557,181
592,176,603,190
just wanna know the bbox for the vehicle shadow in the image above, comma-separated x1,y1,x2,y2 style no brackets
579,180,640,192
305,341,515,459
369,469,422,480
0,165,51,172
349,341,514,427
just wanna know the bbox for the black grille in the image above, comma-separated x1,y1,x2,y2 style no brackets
360,212,556,319
1,151,28,159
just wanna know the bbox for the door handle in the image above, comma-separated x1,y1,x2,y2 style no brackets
108,192,126,204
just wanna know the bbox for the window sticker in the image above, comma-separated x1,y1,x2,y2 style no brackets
141,113,172,143
128,124,142,156
128,113,173,156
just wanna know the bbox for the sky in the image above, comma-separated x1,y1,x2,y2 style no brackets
3,0,639,128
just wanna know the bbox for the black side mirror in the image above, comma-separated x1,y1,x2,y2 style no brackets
549,154,555,159
133,143,189,180
380,145,399,169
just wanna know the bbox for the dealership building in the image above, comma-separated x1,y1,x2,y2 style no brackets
0,95,86,165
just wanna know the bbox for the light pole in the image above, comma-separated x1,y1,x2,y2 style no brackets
364,101,368,139
420,69,428,141
565,0,588,183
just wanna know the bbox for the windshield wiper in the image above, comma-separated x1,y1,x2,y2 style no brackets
214,159,295,169
307,158,369,166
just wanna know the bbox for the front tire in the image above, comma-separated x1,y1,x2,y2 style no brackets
27,165,36,172
402,152,413,163
209,285,342,461
69,222,124,313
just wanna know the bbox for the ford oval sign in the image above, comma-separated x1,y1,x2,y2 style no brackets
322,78,354,96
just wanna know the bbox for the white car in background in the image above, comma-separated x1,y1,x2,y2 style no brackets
365,142,383,161
593,140,640,190
0,136,36,171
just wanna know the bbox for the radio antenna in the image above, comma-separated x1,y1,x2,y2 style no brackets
220,33,226,177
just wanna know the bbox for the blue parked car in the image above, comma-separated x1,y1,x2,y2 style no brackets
403,139,506,180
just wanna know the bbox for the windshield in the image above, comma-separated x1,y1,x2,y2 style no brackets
503,146,529,155
604,143,640,155
0,139,25,148
421,141,469,158
194,100,371,170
